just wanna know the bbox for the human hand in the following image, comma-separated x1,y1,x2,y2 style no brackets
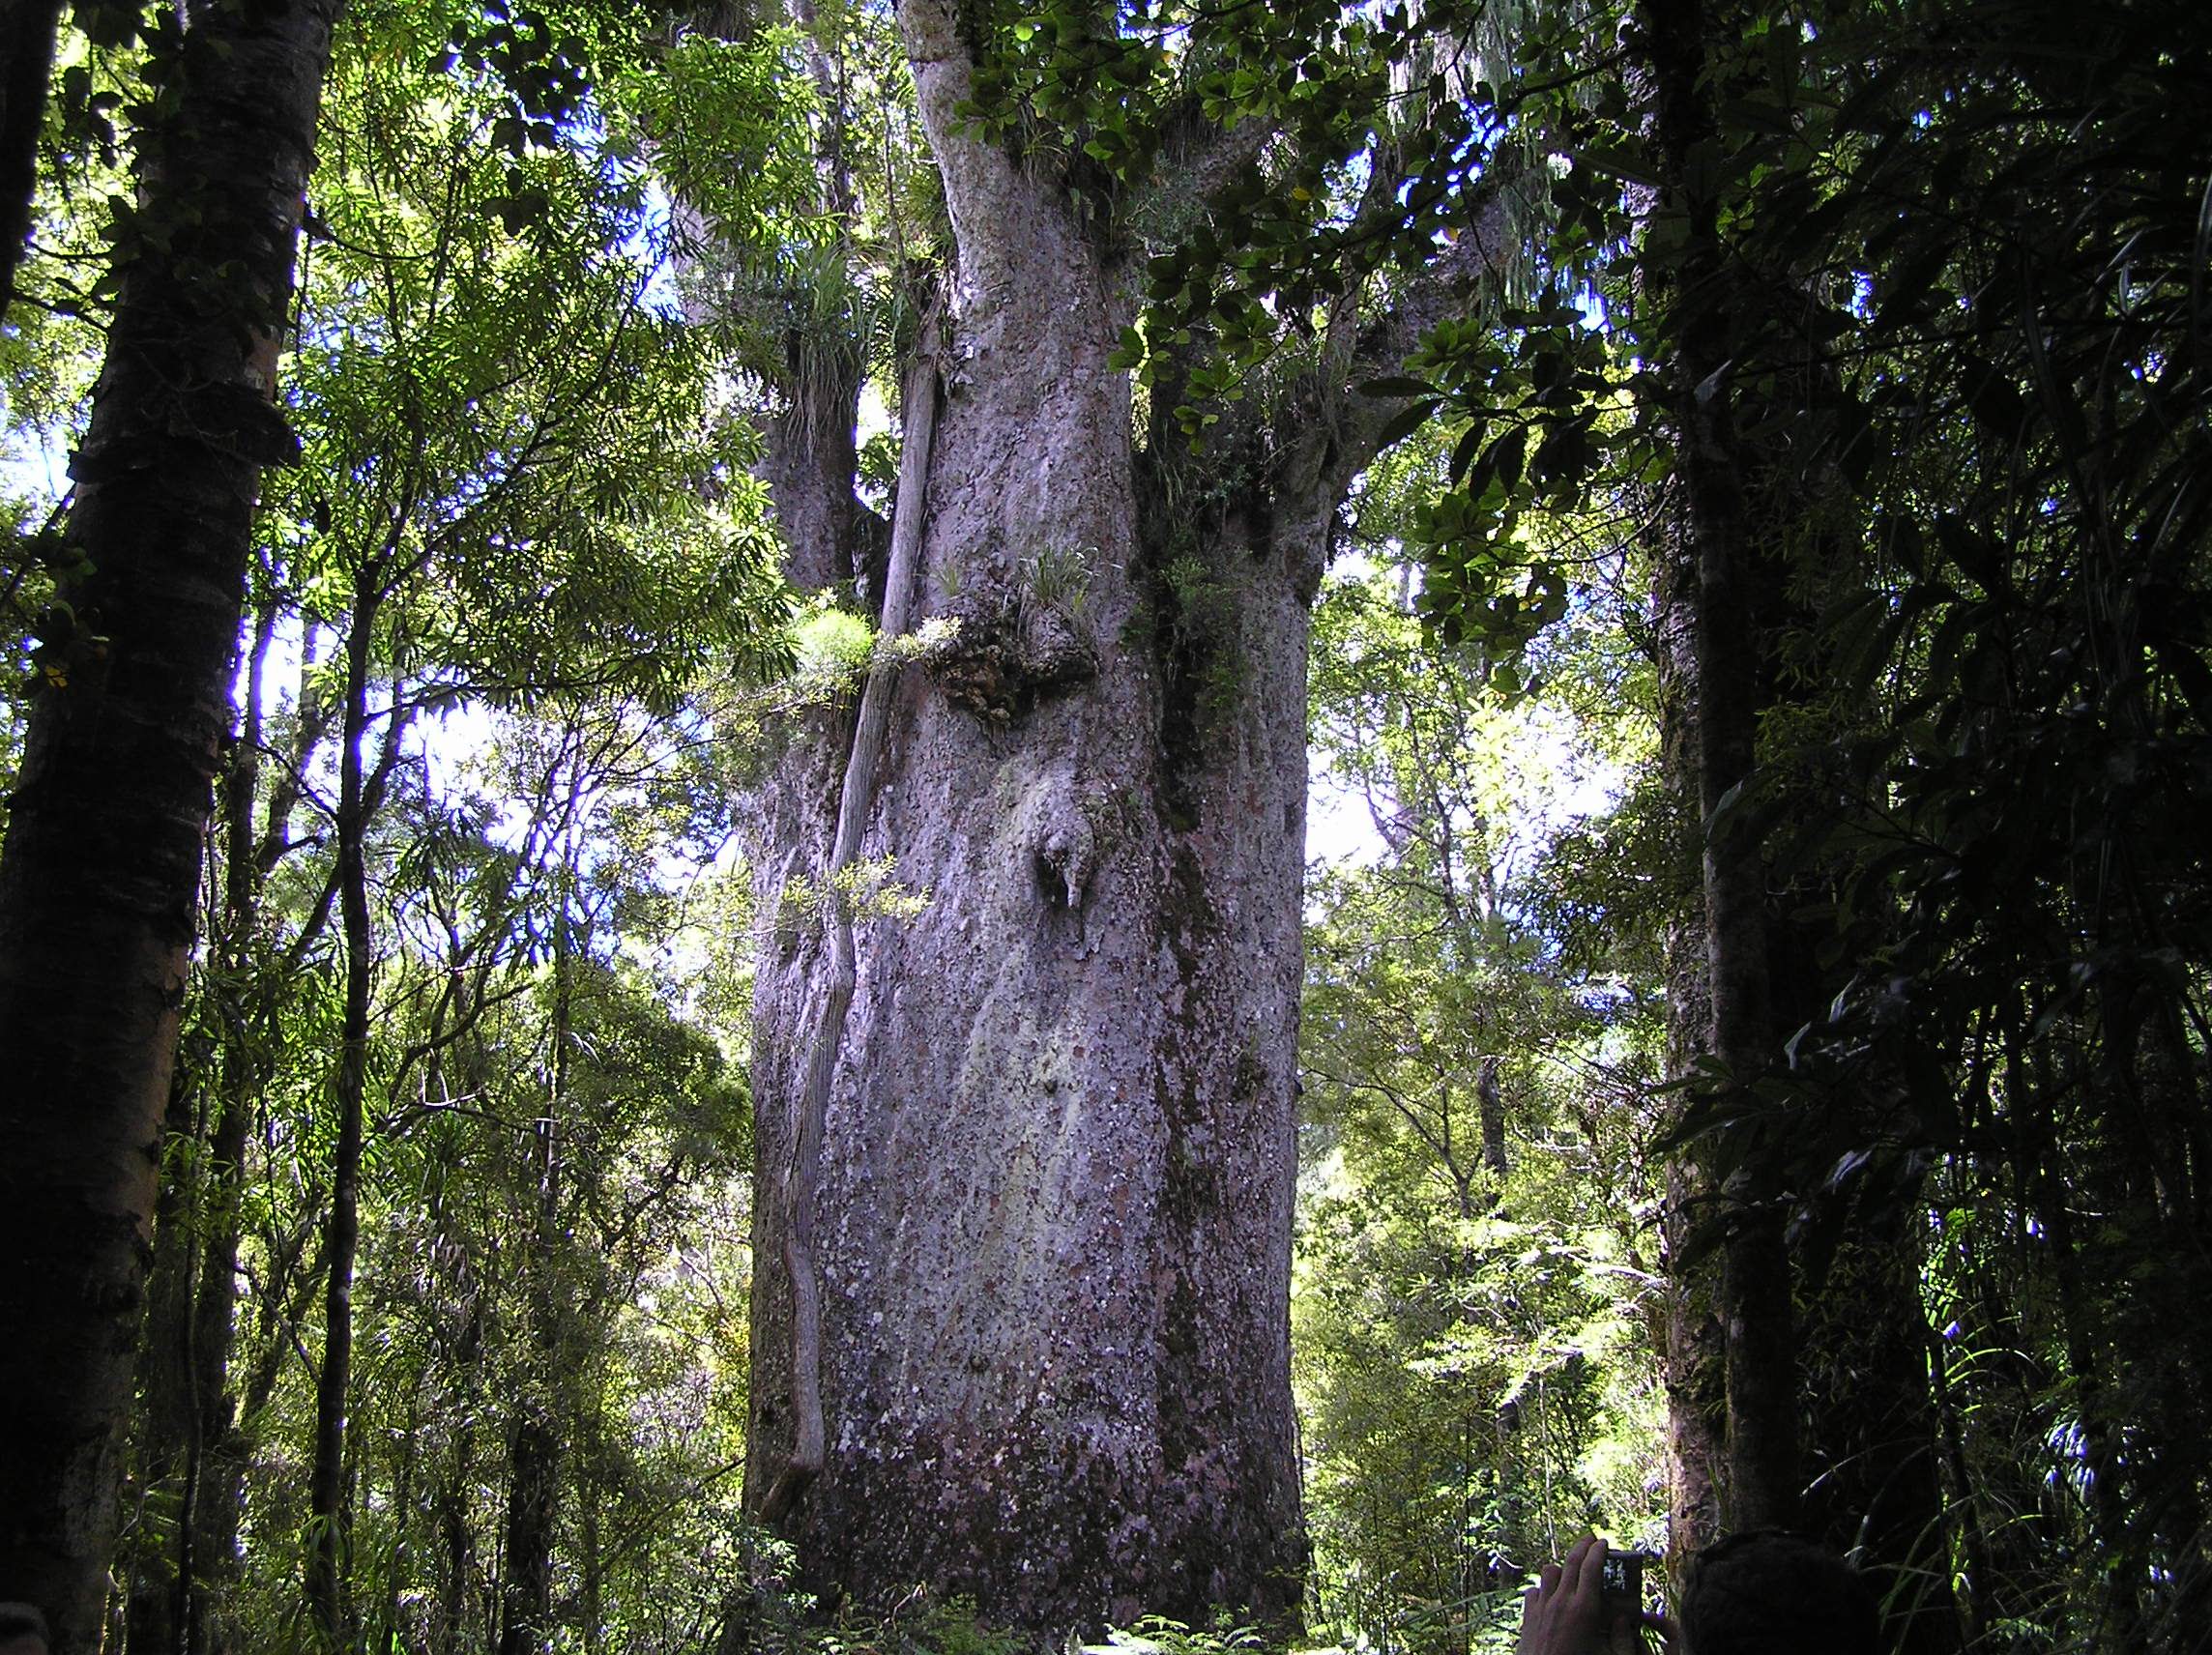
1516,1537,1672,1655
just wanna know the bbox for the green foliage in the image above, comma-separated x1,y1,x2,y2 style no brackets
624,28,822,245
1346,0,2212,1642
1087,1613,1267,1655
176,698,764,1655
1025,540,1093,618
274,0,794,713
12,3,812,1646
1299,561,1666,1652
792,597,878,680
13,0,2206,1644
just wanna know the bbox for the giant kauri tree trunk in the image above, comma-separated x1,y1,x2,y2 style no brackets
739,0,1497,1625
0,3,341,1648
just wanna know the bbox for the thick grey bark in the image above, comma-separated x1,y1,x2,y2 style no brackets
757,335,943,1528
738,3,1504,1626
743,188,1313,1622
739,0,1503,1621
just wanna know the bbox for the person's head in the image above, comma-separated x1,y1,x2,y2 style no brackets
0,1602,48,1655
1677,1530,1879,1655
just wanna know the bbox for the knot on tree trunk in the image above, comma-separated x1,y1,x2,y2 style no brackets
1034,809,1096,911
921,591,1096,724
1011,761,1105,912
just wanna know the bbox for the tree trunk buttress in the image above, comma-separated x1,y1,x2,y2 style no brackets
0,5,340,1649
742,2,1312,1627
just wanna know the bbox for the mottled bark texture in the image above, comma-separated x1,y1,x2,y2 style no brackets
740,0,1495,1626
0,3,340,1650
744,210,1310,1624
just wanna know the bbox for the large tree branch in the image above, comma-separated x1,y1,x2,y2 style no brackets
897,0,1032,297
1285,177,1520,506
1134,99,1275,224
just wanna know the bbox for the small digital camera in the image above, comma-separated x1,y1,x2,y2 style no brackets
1601,1548,1659,1608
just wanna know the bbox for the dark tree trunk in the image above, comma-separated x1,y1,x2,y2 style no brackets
306,582,380,1647
0,4,341,1648
121,603,282,1655
1648,496,1725,1566
180,606,284,1655
496,1412,558,1655
124,1067,202,1655
1640,15,1961,1630
498,915,571,1655
181,1075,250,1655
434,1463,474,1655
0,0,62,319
1797,1195,1958,1654
1640,0,1801,1534
1475,1058,1508,1183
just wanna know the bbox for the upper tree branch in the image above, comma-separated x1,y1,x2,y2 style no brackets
898,0,1033,296
1279,176,1518,506
1136,98,1275,224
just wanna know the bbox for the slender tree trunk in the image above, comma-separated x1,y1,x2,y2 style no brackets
0,4,341,1648
306,583,381,1648
124,1066,202,1655
434,1462,473,1655
371,1411,416,1655
183,604,283,1655
578,1421,603,1655
121,602,282,1655
496,1413,557,1655
1474,1059,1508,1184
498,868,572,1655
181,1094,251,1655
1797,1196,1958,1654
